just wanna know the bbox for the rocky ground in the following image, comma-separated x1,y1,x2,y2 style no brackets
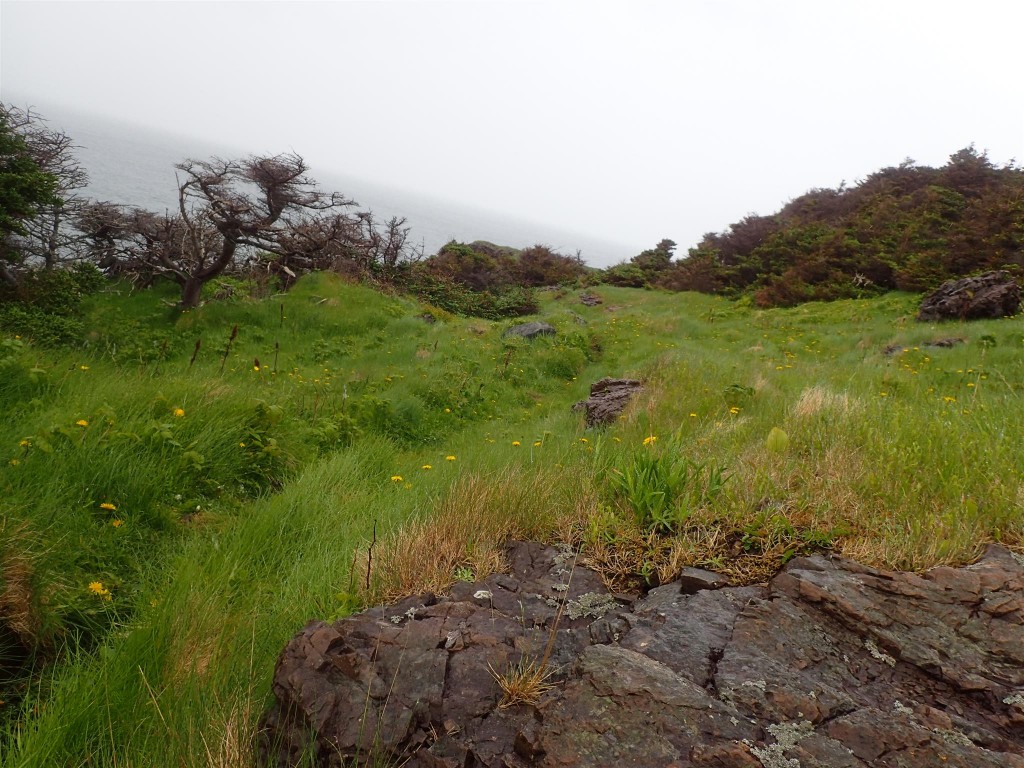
260,541,1024,767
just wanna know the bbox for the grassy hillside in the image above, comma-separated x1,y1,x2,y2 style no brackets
2,274,1023,765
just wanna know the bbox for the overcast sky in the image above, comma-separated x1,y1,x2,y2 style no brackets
2,0,1023,259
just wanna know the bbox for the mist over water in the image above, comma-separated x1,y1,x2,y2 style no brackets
55,108,634,267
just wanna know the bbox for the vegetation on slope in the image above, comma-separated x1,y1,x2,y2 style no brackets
602,148,1024,307
1,273,1023,765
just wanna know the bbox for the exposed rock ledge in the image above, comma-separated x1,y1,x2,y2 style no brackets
259,542,1024,767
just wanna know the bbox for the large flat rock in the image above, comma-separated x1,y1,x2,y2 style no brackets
260,542,1024,767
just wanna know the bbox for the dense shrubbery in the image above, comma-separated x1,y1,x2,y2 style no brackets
0,263,105,345
657,147,1024,306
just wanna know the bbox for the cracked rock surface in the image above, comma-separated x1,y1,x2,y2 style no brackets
259,542,1024,767
571,377,643,427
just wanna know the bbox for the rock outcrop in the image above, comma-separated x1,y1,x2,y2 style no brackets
572,377,643,427
917,270,1020,322
502,322,556,340
260,542,1024,768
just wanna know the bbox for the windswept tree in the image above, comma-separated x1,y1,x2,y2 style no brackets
0,105,89,270
0,107,59,285
77,153,358,307
166,153,357,307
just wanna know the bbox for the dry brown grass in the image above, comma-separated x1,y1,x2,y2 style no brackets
200,698,256,768
0,521,39,644
364,468,595,603
791,384,859,419
489,656,556,708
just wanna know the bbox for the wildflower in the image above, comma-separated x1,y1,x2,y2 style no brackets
111,519,124,528
173,408,185,417
253,364,261,372
643,435,657,446
444,408,451,413
445,455,456,461
239,442,246,447
967,382,975,388
580,438,589,444
729,406,740,415
79,365,89,371
943,396,956,403
422,464,433,470
512,441,521,447
76,419,89,427
612,437,621,442
9,459,19,466
18,439,30,447
390,475,403,482
879,392,888,397
533,441,542,447
690,413,697,418
100,502,117,511
88,581,111,600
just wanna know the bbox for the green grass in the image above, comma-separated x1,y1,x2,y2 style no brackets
1,274,1023,765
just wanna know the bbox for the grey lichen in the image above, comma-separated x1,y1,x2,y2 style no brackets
566,591,617,620
748,721,815,768
864,638,897,667
1003,692,1024,707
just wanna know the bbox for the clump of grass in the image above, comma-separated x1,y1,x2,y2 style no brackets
489,655,556,708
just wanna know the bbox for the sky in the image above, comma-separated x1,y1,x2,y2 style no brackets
2,0,1023,264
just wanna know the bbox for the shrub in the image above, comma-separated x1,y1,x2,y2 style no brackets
607,446,728,534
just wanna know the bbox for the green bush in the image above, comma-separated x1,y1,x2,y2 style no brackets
607,445,728,534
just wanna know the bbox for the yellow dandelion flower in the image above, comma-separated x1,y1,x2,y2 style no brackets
533,441,542,447
239,442,246,447
446,455,456,461
100,502,117,511
18,439,30,447
729,406,740,415
580,438,589,443
967,382,975,388
444,408,451,413
76,419,89,427
879,392,887,397
512,441,521,447
643,435,658,446
79,365,89,371
9,459,20,466
111,519,124,528
88,581,111,599
391,475,403,482
173,408,185,417
943,396,956,403
612,437,621,442
689,413,697,418
422,464,433,470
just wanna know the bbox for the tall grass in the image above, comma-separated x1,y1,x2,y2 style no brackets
2,276,1023,765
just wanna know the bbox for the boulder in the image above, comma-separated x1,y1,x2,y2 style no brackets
572,377,643,427
917,270,1021,322
260,542,1024,767
578,292,603,307
502,321,556,340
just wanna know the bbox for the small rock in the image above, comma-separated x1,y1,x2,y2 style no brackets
572,377,644,427
502,321,555,340
677,567,731,594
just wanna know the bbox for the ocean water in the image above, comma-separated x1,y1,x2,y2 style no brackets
51,108,632,267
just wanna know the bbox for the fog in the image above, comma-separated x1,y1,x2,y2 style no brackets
2,0,1022,262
